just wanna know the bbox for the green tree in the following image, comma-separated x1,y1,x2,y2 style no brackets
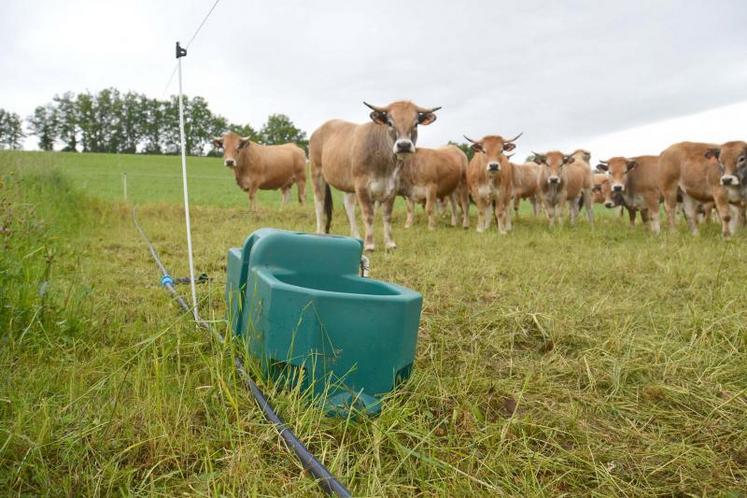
0,109,25,150
448,141,474,161
76,92,97,152
142,97,165,154
260,113,307,151
27,104,58,151
114,91,145,153
53,92,79,152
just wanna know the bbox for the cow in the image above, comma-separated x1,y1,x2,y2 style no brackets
511,162,541,217
400,145,469,230
212,131,306,210
591,173,609,205
465,133,523,233
533,149,594,226
596,155,661,232
308,101,441,251
659,141,747,237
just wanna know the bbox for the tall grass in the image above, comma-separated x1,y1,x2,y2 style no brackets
1,150,746,496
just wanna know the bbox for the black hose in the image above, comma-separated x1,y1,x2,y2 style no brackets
131,208,351,497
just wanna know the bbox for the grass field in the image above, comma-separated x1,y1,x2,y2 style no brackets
1,150,746,496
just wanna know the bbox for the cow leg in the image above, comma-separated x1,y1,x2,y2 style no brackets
647,195,662,234
531,196,539,217
483,202,493,231
248,185,259,211
628,207,637,227
343,192,360,239
425,188,437,231
568,197,578,226
281,187,290,207
682,194,700,236
448,193,458,227
494,200,506,234
310,167,328,233
714,194,733,238
475,197,486,232
460,189,470,229
297,176,306,205
382,197,397,250
641,208,650,226
404,196,415,228
662,187,679,232
728,204,740,236
583,188,594,225
356,189,376,251
513,196,521,219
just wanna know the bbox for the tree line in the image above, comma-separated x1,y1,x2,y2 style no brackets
0,88,308,155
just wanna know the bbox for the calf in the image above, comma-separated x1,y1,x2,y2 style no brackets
596,155,661,232
309,101,441,250
212,131,306,210
511,162,541,217
659,141,747,237
465,133,522,233
533,149,594,226
400,145,469,229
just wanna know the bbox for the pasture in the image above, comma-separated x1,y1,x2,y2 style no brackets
1,150,746,496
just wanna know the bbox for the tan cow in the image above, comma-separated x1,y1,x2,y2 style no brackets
596,155,661,232
659,141,747,237
591,173,609,205
465,133,523,233
212,131,306,210
308,101,440,251
399,145,469,230
534,149,594,226
511,162,541,217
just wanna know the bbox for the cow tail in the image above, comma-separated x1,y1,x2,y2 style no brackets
324,183,333,233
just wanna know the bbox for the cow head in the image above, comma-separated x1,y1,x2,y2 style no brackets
600,176,624,208
533,150,574,185
591,174,608,204
464,132,523,175
364,101,441,158
570,149,592,163
706,141,747,187
598,157,636,193
212,131,251,168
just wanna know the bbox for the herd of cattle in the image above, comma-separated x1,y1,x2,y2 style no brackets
211,100,747,251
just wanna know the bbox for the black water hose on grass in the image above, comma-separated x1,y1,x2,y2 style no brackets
131,208,351,497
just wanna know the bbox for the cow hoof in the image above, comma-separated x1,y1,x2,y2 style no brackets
385,242,397,251
364,243,375,252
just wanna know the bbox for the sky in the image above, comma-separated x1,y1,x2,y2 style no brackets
1,0,746,162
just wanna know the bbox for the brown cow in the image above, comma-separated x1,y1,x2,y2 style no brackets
511,162,541,217
534,149,594,226
308,101,440,251
465,133,523,233
400,145,469,230
591,173,609,205
659,141,747,237
212,131,306,210
596,155,661,232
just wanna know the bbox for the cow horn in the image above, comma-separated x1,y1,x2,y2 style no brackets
363,101,387,112
416,105,442,113
505,131,524,143
463,135,478,144
598,159,609,164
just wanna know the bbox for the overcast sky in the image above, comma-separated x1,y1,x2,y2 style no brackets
1,0,745,161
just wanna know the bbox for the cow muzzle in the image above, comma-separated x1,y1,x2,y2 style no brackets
225,159,236,168
548,176,560,184
721,175,738,186
612,184,624,193
487,162,500,173
604,201,615,208
393,139,415,155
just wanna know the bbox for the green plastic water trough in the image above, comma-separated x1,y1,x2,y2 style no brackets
226,228,422,416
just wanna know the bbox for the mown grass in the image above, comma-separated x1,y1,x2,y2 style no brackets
1,150,746,496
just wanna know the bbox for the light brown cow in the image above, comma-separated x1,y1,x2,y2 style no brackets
596,155,661,232
308,101,440,251
399,145,469,230
591,173,609,205
534,149,594,226
465,133,522,233
659,141,747,237
511,162,541,217
212,131,306,210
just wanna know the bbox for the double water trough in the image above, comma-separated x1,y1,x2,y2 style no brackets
226,229,422,416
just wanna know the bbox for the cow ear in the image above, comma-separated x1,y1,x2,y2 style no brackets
595,163,608,172
212,137,223,149
503,142,516,152
704,148,721,159
417,112,437,126
625,159,638,172
369,111,388,126
238,137,251,149
532,154,546,164
470,142,484,153
564,155,575,164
